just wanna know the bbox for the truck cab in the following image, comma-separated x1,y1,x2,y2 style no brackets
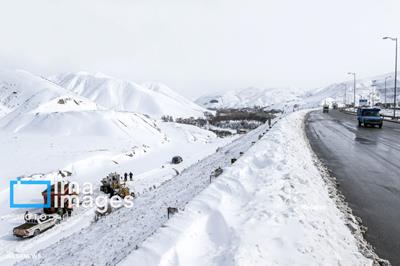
357,107,383,128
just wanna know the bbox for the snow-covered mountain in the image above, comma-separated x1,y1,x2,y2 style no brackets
51,72,207,118
196,87,304,110
0,70,165,142
0,70,69,115
196,72,399,110
303,72,399,107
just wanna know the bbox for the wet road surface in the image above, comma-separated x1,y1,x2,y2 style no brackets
306,110,400,265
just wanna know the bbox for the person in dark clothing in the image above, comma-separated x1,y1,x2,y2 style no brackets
129,172,133,181
124,172,128,182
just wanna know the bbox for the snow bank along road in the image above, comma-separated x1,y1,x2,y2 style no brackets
17,116,278,266
306,109,400,265
117,110,371,266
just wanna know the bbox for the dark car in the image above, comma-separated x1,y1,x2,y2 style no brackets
357,107,383,128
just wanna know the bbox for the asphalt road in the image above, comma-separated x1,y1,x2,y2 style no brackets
306,110,400,265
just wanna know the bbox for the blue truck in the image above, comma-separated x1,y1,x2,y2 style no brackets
357,107,383,128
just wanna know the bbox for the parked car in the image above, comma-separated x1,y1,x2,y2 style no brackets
13,213,61,238
357,107,383,128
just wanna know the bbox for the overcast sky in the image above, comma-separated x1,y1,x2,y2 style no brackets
0,0,399,99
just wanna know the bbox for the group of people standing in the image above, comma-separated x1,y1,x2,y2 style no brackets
123,172,133,182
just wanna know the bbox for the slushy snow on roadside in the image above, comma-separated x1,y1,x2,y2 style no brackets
119,110,371,266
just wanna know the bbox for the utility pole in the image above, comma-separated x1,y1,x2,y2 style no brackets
383,36,398,117
344,84,347,105
396,39,398,116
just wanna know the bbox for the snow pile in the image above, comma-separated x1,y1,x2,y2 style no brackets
119,110,371,266
196,87,304,110
51,72,207,118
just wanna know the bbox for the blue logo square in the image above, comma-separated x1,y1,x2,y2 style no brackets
10,177,51,208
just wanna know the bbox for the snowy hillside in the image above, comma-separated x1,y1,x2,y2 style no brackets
0,105,7,118
0,109,165,139
196,87,304,110
0,70,69,116
0,117,231,266
51,72,207,118
0,70,239,266
0,70,165,141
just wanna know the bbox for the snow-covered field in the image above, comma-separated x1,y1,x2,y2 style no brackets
119,110,372,266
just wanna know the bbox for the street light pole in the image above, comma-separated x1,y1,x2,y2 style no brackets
347,72,356,107
396,39,398,117
344,84,347,105
383,36,398,117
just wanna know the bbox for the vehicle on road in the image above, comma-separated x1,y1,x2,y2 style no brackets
322,104,329,113
359,99,368,107
13,213,61,238
357,107,383,128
